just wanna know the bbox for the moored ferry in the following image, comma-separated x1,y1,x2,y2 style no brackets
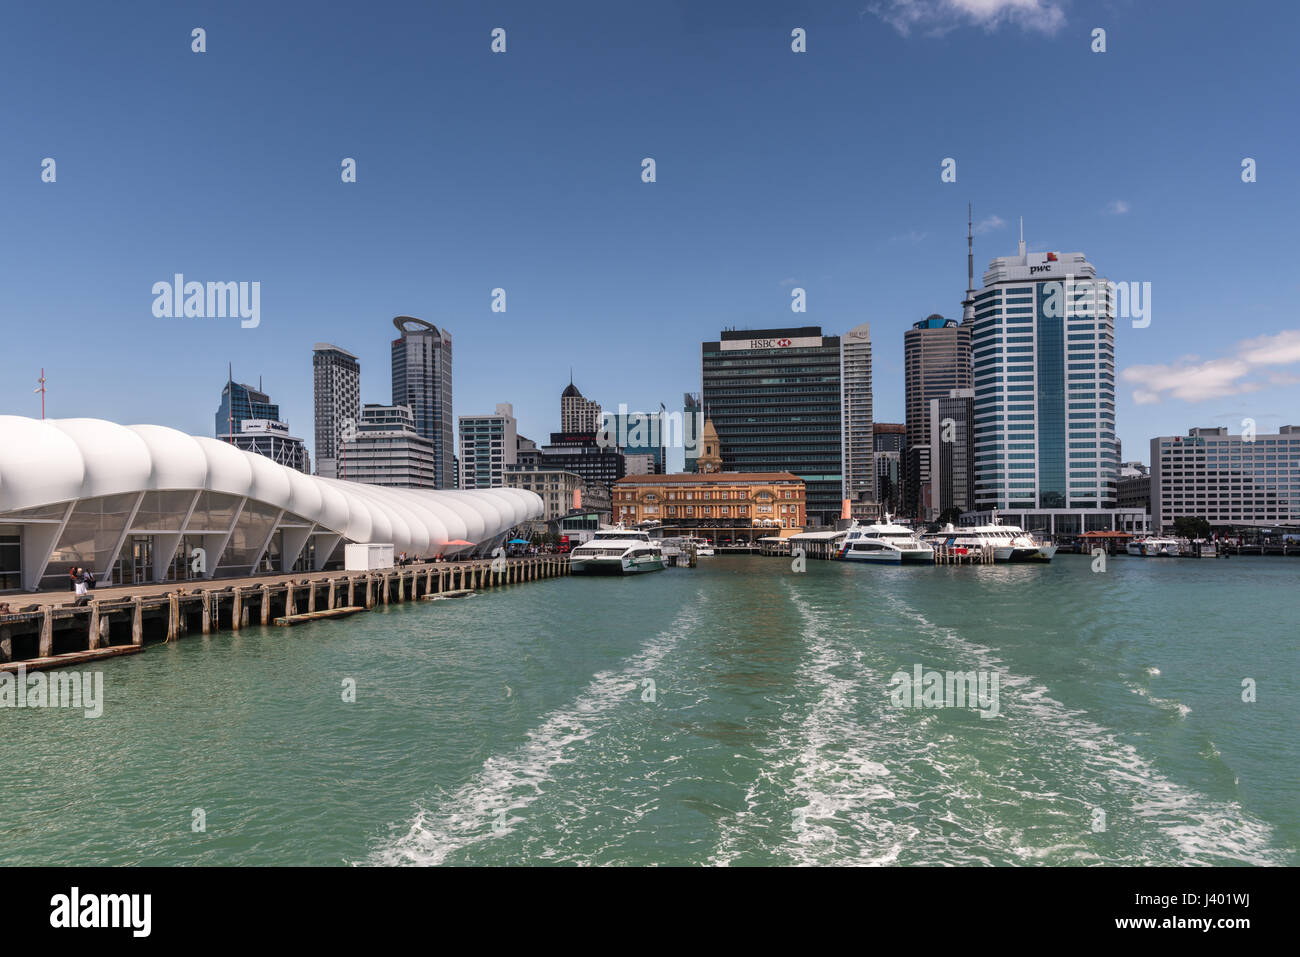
836,517,934,563
925,517,1057,563
569,528,665,575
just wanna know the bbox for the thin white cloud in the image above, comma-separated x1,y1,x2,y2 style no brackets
1106,200,1130,215
869,0,1067,36
1121,330,1300,405
975,214,1006,234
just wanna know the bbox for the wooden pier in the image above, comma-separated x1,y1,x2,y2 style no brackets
0,556,570,671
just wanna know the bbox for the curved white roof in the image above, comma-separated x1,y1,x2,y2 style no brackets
0,416,542,555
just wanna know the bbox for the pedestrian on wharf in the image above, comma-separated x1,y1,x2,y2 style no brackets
69,567,80,591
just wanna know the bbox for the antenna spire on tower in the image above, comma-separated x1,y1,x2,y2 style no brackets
961,203,976,323
1018,217,1026,258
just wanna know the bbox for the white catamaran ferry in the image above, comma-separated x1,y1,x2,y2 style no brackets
569,528,666,575
836,517,935,563
926,514,1058,563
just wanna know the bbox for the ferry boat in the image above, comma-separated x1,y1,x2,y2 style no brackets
836,517,935,563
925,516,1057,563
1126,537,1181,557
569,528,666,575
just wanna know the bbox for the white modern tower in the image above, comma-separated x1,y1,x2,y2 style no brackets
970,236,1118,515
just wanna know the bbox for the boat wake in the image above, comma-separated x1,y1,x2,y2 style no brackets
363,598,703,866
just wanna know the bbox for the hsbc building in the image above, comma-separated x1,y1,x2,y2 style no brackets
701,327,843,526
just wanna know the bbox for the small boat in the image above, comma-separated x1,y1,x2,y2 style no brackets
1129,537,1180,557
686,536,715,556
836,516,934,563
569,527,666,575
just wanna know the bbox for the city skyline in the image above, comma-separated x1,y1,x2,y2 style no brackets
4,0,1297,469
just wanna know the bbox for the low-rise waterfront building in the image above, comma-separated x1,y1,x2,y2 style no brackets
1150,426,1300,531
613,472,806,542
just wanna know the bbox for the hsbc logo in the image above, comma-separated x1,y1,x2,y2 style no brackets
777,338,791,347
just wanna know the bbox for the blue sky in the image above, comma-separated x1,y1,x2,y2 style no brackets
3,0,1297,470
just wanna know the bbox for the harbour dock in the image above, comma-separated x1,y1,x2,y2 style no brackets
0,556,570,673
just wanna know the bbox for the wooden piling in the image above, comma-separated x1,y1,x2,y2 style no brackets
202,589,211,633
261,584,271,625
327,578,336,610
166,592,180,642
88,603,101,650
347,576,354,607
132,598,143,645
232,588,242,632
308,581,317,613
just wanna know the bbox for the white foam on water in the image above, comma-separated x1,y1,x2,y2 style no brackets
880,593,1284,866
364,600,702,866
711,590,915,866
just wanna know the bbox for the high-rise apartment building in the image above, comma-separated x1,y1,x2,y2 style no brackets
458,403,519,489
312,343,360,480
840,323,875,517
391,317,453,488
701,327,842,526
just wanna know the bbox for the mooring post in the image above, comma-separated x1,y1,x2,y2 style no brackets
88,602,101,651
425,567,433,594
365,575,373,610
259,584,269,625
382,573,390,605
201,589,211,633
308,581,317,613
397,572,405,603
347,576,354,607
232,587,243,632
286,583,296,618
38,605,53,657
131,598,143,645
165,593,179,642
327,578,336,610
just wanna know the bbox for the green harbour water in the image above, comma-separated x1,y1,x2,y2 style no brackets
2,554,1296,866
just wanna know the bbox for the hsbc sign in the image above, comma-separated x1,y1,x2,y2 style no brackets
721,335,823,351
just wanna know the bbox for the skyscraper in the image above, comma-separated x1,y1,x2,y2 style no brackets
969,229,1118,531
903,316,972,518
561,379,601,433
840,323,875,518
701,326,842,526
928,388,975,517
216,374,309,473
391,316,453,489
215,376,280,437
312,343,360,480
